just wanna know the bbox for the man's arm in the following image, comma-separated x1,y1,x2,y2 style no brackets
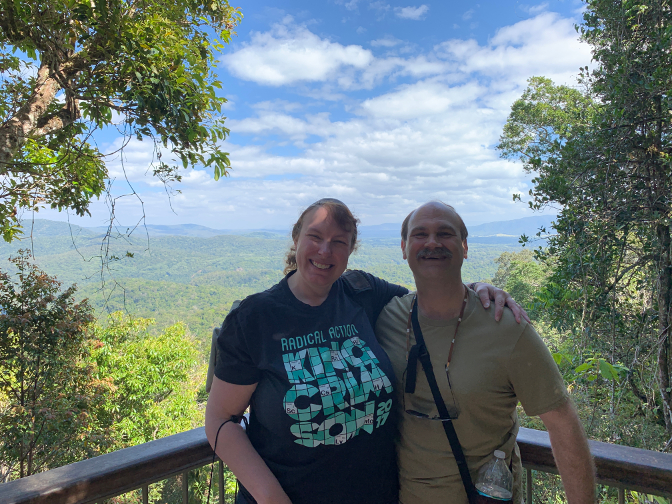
539,400,595,504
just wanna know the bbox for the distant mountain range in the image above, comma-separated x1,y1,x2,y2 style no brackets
17,215,556,245
17,220,289,239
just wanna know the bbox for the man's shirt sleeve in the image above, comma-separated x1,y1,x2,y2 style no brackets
507,324,569,417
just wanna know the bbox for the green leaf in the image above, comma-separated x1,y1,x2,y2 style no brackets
574,362,592,374
598,359,619,381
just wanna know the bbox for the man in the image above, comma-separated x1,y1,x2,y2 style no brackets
376,201,595,504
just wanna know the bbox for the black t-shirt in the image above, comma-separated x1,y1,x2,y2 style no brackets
215,270,408,504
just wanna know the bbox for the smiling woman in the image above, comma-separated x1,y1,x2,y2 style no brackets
205,197,406,504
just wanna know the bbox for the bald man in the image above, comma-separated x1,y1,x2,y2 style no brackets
375,202,595,504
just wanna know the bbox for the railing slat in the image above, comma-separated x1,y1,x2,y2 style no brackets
219,461,225,504
526,467,532,504
182,470,188,504
142,485,148,504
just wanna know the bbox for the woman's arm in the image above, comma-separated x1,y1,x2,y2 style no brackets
205,376,292,504
360,272,528,325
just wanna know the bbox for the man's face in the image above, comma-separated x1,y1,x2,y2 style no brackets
401,203,468,282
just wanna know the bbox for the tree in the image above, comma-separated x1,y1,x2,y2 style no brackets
0,253,207,483
0,251,107,481
88,313,215,504
491,249,549,313
498,0,672,441
89,312,202,449
0,0,241,241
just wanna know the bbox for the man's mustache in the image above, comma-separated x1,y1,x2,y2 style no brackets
416,248,453,260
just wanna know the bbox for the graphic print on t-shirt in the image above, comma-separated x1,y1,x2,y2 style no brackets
281,324,393,447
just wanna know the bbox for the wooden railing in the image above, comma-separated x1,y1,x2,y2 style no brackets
519,428,672,503
2,427,672,504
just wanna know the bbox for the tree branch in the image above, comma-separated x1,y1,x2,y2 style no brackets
0,61,61,167
33,101,80,137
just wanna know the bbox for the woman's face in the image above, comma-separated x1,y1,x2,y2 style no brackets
293,205,354,291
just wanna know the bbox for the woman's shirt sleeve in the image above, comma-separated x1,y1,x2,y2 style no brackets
214,309,261,385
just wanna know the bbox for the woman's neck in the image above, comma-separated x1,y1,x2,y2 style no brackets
287,271,331,306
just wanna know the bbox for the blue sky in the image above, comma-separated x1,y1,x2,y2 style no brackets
42,0,591,230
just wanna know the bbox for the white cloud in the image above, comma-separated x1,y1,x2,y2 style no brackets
462,9,475,20
221,20,373,86
394,5,429,20
368,1,391,20
59,11,587,230
371,36,402,47
104,137,163,184
369,1,390,13
397,55,447,77
520,2,549,15
434,12,591,86
228,112,333,141
359,80,484,119
252,100,304,113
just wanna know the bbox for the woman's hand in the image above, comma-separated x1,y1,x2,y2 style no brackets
471,282,530,323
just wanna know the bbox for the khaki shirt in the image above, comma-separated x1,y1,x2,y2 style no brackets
376,290,568,504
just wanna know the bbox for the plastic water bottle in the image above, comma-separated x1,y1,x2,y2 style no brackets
474,450,513,500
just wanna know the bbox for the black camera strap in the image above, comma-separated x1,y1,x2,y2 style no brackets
409,299,478,504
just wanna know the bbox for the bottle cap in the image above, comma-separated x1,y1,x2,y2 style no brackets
494,450,506,459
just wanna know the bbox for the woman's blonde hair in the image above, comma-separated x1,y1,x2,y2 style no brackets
284,198,360,274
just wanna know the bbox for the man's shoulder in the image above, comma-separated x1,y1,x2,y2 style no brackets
375,292,414,351
463,289,532,339
377,292,415,328
383,291,415,312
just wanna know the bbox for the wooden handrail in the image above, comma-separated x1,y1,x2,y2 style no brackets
518,428,672,496
1,428,213,504
2,427,672,504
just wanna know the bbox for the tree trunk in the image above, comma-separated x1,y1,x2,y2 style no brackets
0,58,76,169
656,222,672,432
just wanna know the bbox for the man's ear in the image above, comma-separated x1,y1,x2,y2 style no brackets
463,239,468,260
401,240,407,260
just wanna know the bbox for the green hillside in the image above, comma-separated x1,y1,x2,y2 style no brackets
0,223,520,347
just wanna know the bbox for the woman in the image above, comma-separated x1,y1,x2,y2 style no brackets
205,198,521,504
